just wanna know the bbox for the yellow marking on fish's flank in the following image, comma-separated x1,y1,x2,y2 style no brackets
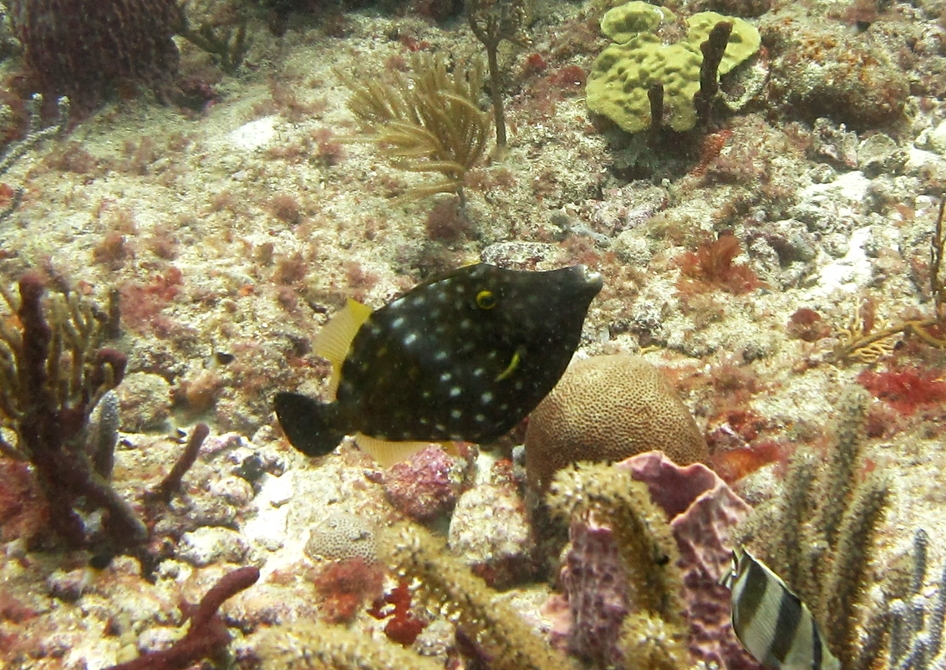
494,350,521,381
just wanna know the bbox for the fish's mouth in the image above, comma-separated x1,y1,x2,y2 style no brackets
574,265,604,294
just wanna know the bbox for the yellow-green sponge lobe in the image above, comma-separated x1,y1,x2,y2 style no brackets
586,3,761,132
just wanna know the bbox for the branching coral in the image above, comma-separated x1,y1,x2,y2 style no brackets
883,530,946,670
0,272,209,564
547,461,689,669
104,566,260,670
0,271,142,550
383,521,567,670
466,0,532,146
737,386,890,669
345,54,491,204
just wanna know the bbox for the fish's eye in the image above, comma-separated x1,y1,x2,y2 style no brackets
476,290,497,310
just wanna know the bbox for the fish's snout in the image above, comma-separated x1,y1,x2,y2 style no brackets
573,264,604,295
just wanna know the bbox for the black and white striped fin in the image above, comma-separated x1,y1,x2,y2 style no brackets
725,548,841,670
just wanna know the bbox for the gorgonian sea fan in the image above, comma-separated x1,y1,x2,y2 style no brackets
7,0,183,112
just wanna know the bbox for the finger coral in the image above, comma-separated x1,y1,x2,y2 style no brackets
524,354,708,493
545,452,759,670
7,0,183,113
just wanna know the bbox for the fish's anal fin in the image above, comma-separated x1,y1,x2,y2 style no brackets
354,433,436,468
274,392,346,457
313,299,373,400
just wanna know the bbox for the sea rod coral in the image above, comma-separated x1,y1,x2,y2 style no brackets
0,272,210,563
0,271,142,551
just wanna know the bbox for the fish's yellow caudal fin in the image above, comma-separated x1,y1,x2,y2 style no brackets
275,392,346,457
313,299,373,400
354,433,438,468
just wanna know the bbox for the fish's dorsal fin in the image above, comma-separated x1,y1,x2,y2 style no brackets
314,299,373,400
354,433,433,468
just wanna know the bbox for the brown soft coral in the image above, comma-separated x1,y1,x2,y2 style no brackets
524,355,708,492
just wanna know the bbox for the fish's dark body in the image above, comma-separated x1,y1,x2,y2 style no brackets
276,263,602,457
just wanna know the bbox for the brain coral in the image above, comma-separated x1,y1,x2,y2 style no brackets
524,355,708,492
305,511,378,563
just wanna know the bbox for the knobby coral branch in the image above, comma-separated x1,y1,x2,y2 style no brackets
104,566,260,670
693,21,733,126
0,271,144,549
149,422,210,503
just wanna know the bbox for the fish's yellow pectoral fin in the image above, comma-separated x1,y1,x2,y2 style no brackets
440,441,460,457
354,433,433,468
313,299,373,400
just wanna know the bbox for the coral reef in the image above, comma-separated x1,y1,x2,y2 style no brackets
586,1,760,132
384,521,567,670
738,387,891,669
0,0,943,665
524,355,708,493
344,53,491,202
7,0,184,113
545,454,758,669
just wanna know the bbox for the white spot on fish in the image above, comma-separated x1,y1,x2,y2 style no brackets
435,350,449,361
450,386,462,398
459,319,472,330
391,316,406,329
473,367,485,377
440,372,453,382
450,409,462,419
475,414,486,422
403,332,418,345
481,392,493,404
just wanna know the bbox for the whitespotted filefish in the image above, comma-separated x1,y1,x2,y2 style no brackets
723,548,840,670
275,263,602,466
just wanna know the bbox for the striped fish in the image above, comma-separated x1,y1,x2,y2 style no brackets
723,548,840,670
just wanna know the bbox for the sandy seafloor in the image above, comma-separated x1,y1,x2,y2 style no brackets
1,0,946,667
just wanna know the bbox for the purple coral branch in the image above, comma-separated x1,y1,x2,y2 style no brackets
149,423,210,503
104,566,260,670
14,271,146,548
694,21,734,125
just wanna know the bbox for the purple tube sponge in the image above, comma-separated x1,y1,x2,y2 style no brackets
620,451,761,669
552,451,761,669
7,0,183,113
